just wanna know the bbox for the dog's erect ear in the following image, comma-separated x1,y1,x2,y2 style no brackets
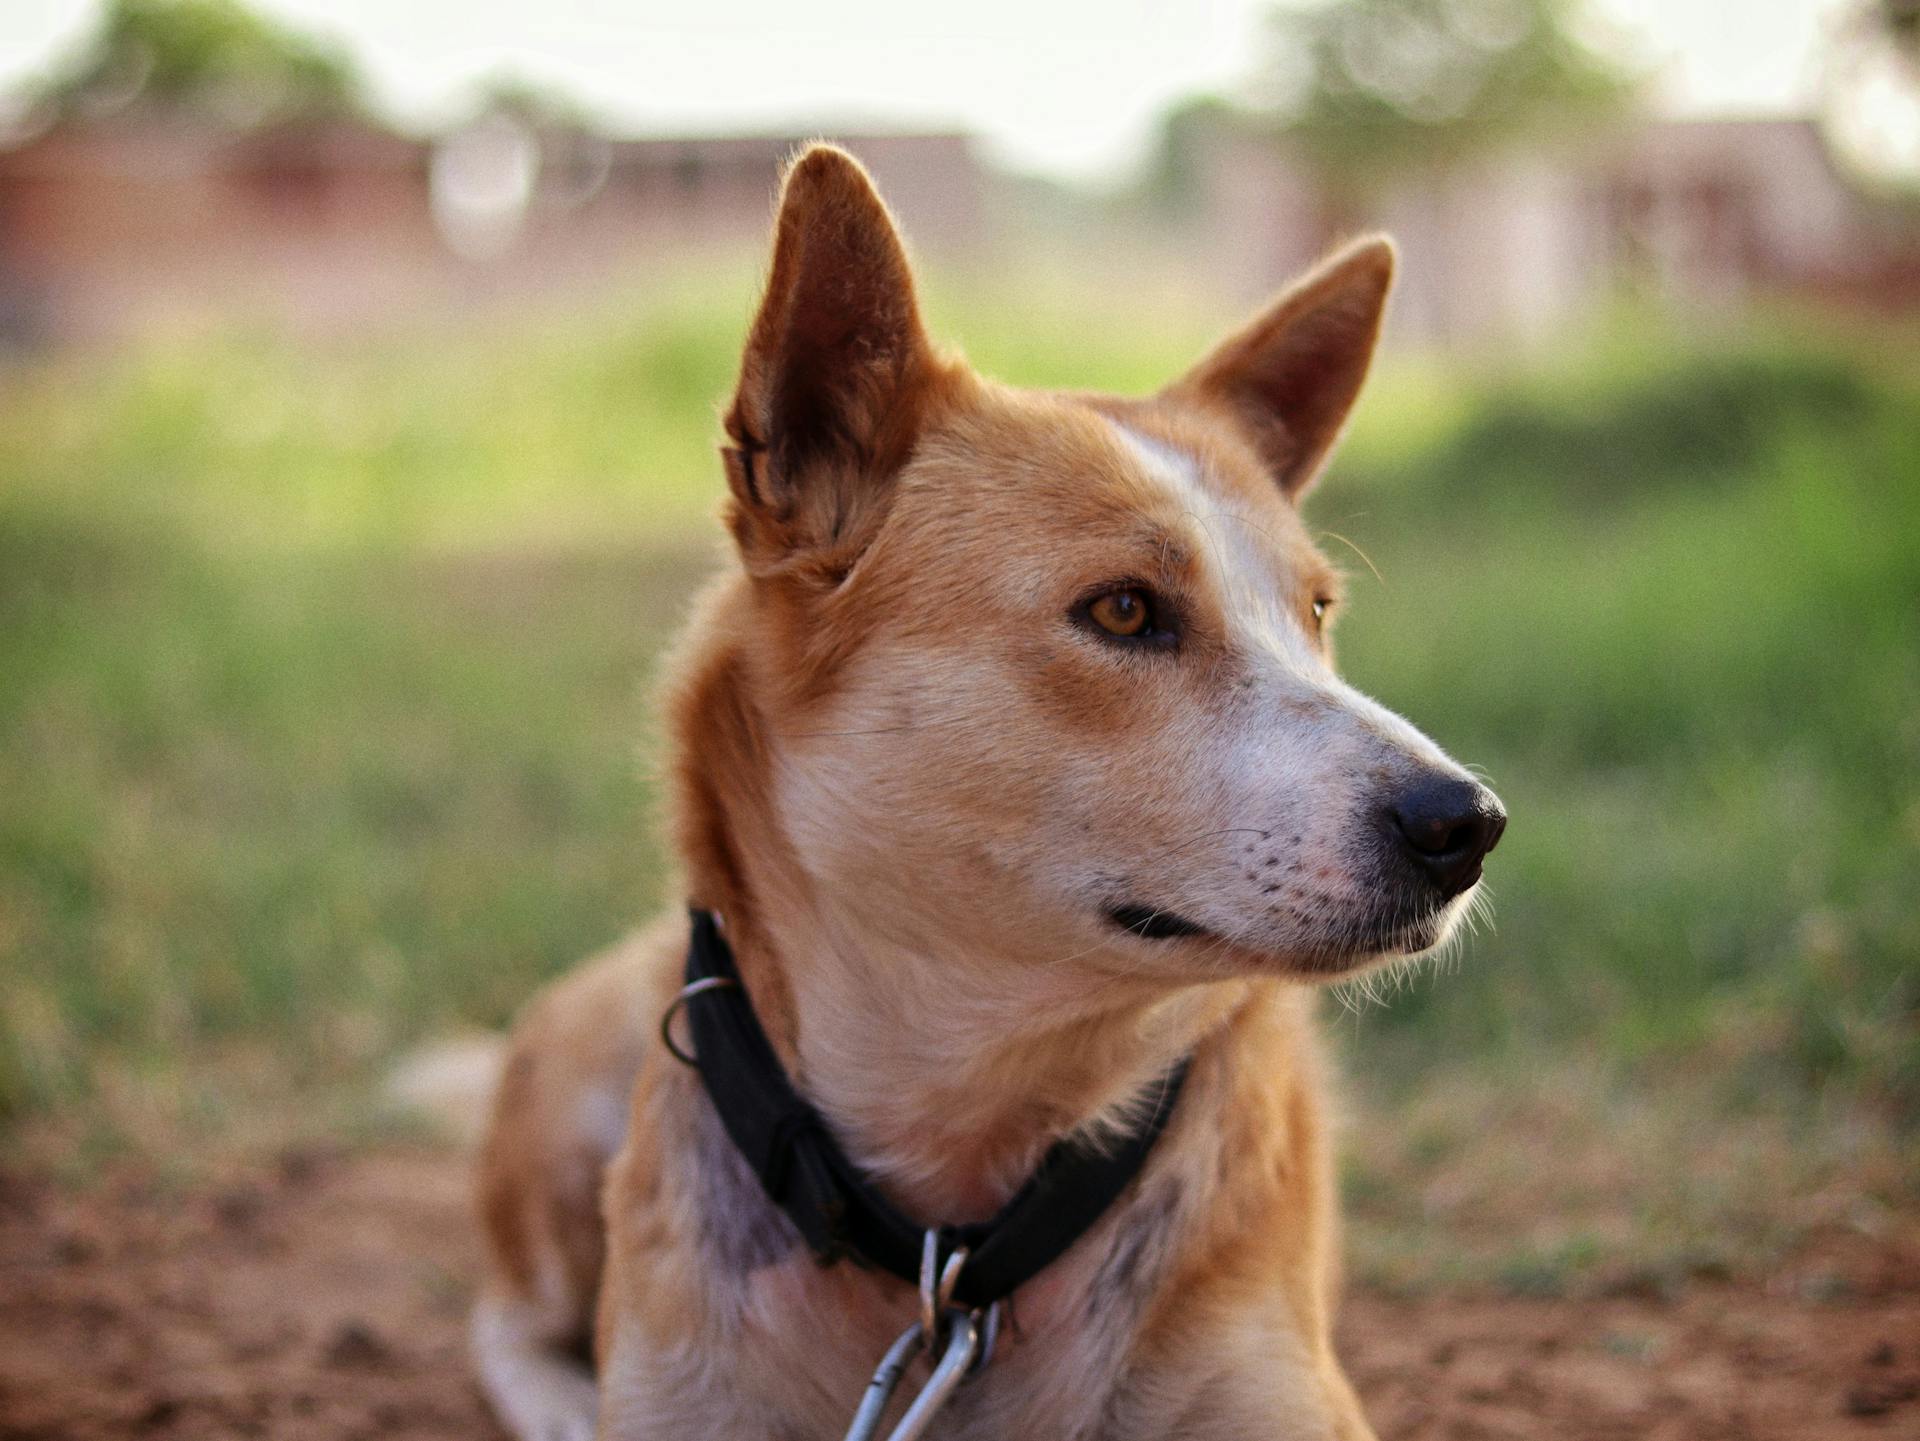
1165,236,1394,501
723,145,933,570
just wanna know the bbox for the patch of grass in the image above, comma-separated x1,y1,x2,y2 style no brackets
0,279,746,552
0,511,712,1133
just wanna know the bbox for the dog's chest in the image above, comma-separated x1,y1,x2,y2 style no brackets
603,1263,1139,1441
601,1112,1183,1440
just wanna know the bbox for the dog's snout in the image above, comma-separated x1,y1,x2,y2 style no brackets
1385,774,1506,898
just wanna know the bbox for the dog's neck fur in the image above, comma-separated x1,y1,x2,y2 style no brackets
765,900,1237,1222
667,584,1244,1225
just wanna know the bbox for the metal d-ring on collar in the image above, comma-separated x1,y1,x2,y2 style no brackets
659,975,738,1066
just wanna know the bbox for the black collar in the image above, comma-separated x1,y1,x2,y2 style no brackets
678,907,1190,1310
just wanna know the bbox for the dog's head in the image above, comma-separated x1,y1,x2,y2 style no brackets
714,146,1503,982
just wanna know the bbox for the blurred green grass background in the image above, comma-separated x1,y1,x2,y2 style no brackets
2,271,1915,1288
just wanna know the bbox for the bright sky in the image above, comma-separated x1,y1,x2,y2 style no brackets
0,0,1852,180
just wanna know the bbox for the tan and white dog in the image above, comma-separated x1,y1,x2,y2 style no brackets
472,144,1504,1441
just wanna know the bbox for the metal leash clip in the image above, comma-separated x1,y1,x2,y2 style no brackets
841,1232,1002,1441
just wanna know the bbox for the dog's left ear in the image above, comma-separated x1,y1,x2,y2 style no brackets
1165,236,1394,501
723,144,935,573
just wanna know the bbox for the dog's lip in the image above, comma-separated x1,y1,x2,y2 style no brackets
1105,904,1214,941
1291,907,1453,972
1103,896,1457,964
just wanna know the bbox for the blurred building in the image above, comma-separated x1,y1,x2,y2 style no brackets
4,98,1913,353
0,115,433,344
0,115,983,346
1182,115,1920,349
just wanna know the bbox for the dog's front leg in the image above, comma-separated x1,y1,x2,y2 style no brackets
1150,1384,1378,1441
592,1099,819,1441
1308,1362,1380,1441
594,1340,770,1441
594,1299,870,1441
1179,1371,1378,1441
1113,1334,1379,1441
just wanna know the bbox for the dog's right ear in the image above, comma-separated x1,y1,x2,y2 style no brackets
1163,236,1394,502
722,145,934,575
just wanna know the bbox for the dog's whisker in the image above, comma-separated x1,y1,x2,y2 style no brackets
772,715,973,739
1314,530,1386,588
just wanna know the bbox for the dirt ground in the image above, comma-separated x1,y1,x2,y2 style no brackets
1,1144,1915,1441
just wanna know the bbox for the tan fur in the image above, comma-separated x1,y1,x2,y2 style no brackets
473,145,1500,1440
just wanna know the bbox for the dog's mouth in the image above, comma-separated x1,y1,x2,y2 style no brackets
1105,904,1214,942
1104,895,1461,971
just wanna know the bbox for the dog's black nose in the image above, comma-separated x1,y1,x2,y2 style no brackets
1387,774,1506,898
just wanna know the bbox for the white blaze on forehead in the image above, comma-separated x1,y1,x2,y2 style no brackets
1109,422,1202,493
1107,419,1321,673
1108,418,1459,776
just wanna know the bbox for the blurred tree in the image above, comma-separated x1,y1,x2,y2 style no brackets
1155,0,1636,203
1266,0,1634,188
1148,94,1242,205
1820,0,1920,191
1874,0,1920,59
26,0,361,130
466,74,594,132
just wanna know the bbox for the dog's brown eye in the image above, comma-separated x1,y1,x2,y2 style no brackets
1087,588,1153,638
1311,597,1332,630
